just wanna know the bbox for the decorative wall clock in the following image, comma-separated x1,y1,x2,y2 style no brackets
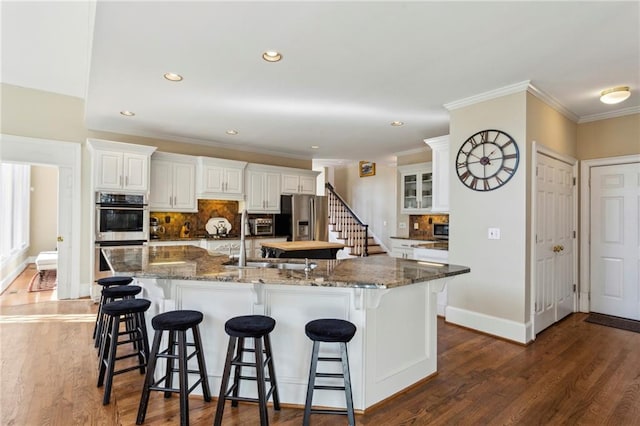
455,129,519,191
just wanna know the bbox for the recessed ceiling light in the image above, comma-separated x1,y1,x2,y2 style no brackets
226,130,238,135
390,121,404,126
164,72,183,82
311,145,319,149
262,51,282,62
600,86,631,104
120,110,135,116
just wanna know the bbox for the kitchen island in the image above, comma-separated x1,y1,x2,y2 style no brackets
102,245,469,412
260,240,346,259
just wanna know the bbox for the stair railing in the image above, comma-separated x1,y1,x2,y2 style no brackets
325,183,368,257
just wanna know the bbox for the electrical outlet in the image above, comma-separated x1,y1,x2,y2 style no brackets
413,222,419,230
488,228,501,240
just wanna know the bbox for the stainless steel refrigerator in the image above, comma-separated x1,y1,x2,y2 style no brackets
277,194,328,241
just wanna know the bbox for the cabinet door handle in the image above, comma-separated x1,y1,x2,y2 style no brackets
125,176,129,186
120,176,123,187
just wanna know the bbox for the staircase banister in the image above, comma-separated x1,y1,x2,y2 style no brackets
325,183,366,226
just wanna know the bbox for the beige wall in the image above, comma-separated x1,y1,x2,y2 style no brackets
577,113,640,160
448,91,528,328
396,147,432,166
29,166,58,256
526,93,578,158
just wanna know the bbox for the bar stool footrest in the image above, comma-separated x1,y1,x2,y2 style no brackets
310,408,349,416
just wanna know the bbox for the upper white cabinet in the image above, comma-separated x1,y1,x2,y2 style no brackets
88,139,156,193
246,164,281,213
281,170,318,195
150,152,197,212
399,163,433,214
197,157,247,200
424,135,450,212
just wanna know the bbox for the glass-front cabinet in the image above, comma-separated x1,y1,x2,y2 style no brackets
399,163,433,213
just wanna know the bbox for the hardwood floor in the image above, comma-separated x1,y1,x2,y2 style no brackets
2,266,639,425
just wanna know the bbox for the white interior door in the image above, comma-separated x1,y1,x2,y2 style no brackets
590,162,640,320
534,153,575,334
56,166,73,295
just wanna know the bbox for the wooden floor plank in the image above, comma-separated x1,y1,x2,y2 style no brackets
2,266,640,425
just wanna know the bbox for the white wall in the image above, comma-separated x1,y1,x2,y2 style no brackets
447,92,529,342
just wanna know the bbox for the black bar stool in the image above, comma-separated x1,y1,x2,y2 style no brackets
303,318,357,426
214,315,280,426
95,284,142,349
93,276,134,342
97,298,151,405
136,310,211,426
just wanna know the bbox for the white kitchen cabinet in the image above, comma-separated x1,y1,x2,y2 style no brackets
150,152,197,212
88,139,156,192
197,157,247,200
424,135,450,212
413,247,449,263
390,238,424,259
281,171,317,195
399,163,433,214
246,164,281,213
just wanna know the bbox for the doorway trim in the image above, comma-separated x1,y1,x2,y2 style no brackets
0,134,82,299
579,154,640,313
530,141,578,340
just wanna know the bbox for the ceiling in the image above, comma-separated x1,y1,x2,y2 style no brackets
2,1,639,162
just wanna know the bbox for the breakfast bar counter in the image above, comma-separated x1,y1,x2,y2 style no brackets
102,245,469,412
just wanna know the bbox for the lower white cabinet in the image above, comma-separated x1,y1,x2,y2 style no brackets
390,239,419,259
413,247,449,263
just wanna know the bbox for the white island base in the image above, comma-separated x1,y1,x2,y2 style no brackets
137,276,451,412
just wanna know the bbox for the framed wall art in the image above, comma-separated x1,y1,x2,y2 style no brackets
359,161,376,177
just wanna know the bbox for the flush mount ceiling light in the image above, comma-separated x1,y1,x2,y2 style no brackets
262,51,282,62
120,110,135,116
600,86,631,104
225,130,238,135
390,121,404,126
164,72,183,82
310,145,319,149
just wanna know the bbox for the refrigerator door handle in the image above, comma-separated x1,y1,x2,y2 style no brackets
309,197,315,241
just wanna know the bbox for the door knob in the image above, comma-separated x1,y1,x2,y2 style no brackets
57,236,64,242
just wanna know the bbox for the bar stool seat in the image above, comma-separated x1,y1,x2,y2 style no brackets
136,310,211,426
214,315,280,426
97,298,151,405
303,318,357,426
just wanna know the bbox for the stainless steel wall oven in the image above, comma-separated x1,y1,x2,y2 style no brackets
95,192,149,242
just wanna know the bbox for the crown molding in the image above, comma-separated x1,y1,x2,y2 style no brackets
578,105,640,123
443,80,531,111
526,84,579,122
423,134,449,148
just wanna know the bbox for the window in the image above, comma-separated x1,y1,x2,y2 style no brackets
0,163,30,262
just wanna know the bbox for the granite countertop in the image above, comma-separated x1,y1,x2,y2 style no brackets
102,245,469,289
151,235,288,242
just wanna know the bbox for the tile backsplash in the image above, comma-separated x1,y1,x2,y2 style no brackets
151,200,240,238
408,214,449,239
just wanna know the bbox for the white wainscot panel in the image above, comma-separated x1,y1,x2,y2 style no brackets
264,286,364,409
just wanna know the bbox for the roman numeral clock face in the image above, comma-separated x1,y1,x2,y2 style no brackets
456,129,520,191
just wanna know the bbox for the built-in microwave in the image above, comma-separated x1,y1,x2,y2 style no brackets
433,222,449,240
95,192,149,242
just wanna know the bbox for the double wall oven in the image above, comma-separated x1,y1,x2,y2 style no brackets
94,192,149,280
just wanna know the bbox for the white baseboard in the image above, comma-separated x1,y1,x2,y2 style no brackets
1,259,30,294
445,305,532,344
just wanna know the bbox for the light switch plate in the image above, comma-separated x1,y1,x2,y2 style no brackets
488,228,501,240
414,222,419,230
